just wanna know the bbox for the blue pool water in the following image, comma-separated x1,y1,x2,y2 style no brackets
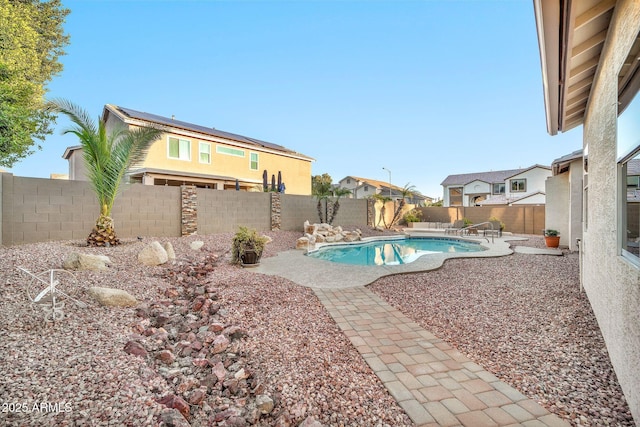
307,237,485,266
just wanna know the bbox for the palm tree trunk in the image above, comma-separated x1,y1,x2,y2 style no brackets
87,214,120,246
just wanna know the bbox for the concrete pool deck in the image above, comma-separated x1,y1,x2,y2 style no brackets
253,234,561,289
250,233,569,426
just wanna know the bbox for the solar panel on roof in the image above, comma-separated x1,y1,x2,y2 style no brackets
116,106,296,155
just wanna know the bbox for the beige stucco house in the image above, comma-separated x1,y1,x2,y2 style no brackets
534,0,640,422
440,165,551,207
63,105,314,195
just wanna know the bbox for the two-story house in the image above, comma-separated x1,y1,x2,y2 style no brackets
440,165,551,207
337,176,432,205
63,105,314,195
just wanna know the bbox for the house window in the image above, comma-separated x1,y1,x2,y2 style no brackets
621,150,640,262
168,137,191,161
216,145,245,157
449,187,462,206
492,183,505,194
250,153,259,170
511,179,526,192
364,185,369,192
347,179,351,184
199,143,211,164
618,89,640,264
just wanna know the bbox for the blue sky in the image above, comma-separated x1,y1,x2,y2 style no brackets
7,0,583,199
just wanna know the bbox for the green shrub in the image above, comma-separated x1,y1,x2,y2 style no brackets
403,209,422,223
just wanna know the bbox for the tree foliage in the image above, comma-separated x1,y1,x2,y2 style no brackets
0,0,69,167
50,99,163,246
311,174,351,224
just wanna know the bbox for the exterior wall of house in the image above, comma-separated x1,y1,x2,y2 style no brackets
463,180,491,206
581,1,640,421
505,167,551,200
568,160,583,251
545,174,569,247
67,150,89,181
102,114,312,195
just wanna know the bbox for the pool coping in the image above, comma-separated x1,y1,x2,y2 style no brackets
252,234,530,289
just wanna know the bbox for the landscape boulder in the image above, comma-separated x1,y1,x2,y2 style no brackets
88,287,138,307
190,241,204,250
163,242,176,260
62,252,111,271
138,241,168,266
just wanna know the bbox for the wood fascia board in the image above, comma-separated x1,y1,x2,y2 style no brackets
571,29,608,58
574,0,616,30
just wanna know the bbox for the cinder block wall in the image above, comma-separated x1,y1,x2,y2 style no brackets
1,175,181,245
197,189,271,234
112,184,181,238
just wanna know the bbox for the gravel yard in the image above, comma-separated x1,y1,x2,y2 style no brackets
0,229,411,427
0,230,634,426
370,235,634,426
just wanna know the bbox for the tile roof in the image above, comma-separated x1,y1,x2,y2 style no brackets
106,105,313,160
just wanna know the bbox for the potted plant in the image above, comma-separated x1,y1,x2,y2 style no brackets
544,229,560,248
232,226,269,267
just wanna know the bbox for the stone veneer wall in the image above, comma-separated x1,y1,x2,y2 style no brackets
270,193,281,230
181,186,197,236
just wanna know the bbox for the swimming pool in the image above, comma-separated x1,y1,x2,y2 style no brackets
306,237,486,266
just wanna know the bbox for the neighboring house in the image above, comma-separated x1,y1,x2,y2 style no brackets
63,105,314,195
337,176,432,205
534,0,640,423
440,165,551,207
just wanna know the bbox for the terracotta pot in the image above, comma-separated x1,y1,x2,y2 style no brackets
544,236,560,248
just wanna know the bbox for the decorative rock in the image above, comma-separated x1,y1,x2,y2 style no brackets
299,416,324,427
138,241,169,266
62,252,111,271
160,409,191,427
212,362,227,381
88,287,137,307
188,387,207,405
190,241,204,250
158,394,190,420
296,237,309,250
255,394,274,414
123,340,147,358
211,334,230,354
163,242,176,260
156,349,176,365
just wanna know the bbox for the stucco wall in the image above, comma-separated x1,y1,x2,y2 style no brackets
545,174,570,247
581,0,640,422
506,167,551,199
568,160,583,251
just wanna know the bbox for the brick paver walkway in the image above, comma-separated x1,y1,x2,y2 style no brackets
315,287,570,427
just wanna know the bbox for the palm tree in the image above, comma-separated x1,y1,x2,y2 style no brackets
328,187,352,224
312,179,333,223
389,183,416,227
50,99,163,246
371,193,392,229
